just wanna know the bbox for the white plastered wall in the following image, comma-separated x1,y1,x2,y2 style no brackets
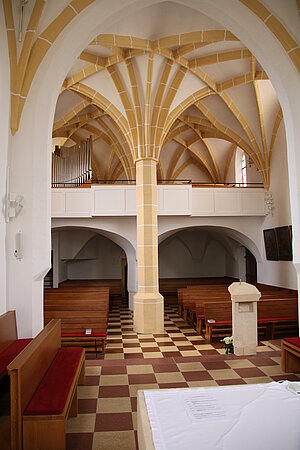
51,217,137,310
256,121,296,288
4,0,300,335
62,233,125,280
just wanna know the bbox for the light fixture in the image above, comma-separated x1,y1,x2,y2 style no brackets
7,193,24,220
14,231,23,260
18,0,29,42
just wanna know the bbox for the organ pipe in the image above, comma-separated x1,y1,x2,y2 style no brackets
52,136,92,186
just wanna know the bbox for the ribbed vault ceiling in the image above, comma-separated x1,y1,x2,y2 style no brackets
52,2,282,187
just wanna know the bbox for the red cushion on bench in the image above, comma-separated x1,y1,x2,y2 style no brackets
283,337,300,348
197,314,205,319
24,347,83,416
0,339,32,377
258,317,298,323
61,332,107,337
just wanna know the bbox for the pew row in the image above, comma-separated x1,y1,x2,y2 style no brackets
281,337,300,373
0,311,32,381
44,288,109,355
202,298,298,343
159,277,236,306
8,319,85,450
182,285,297,326
59,279,122,300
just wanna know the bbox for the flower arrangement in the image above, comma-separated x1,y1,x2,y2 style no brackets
220,336,234,354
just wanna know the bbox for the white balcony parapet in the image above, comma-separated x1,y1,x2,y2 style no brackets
51,185,266,218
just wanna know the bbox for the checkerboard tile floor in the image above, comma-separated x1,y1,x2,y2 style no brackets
66,303,300,449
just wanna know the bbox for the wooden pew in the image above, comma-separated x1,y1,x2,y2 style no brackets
0,311,32,381
59,279,122,299
182,289,230,323
203,298,298,343
195,296,230,335
257,298,298,339
281,337,300,373
7,319,85,450
204,302,232,342
184,285,297,330
163,277,237,309
44,289,109,355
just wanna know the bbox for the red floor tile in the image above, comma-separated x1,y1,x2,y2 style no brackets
85,376,100,386
78,399,98,414
234,367,266,378
105,348,123,354
161,351,182,358
124,353,144,359
216,379,247,386
271,374,300,381
95,412,133,432
128,374,157,384
101,366,127,375
158,342,176,347
247,356,278,366
182,371,213,381
66,433,94,450
171,337,189,342
99,385,130,398
177,345,196,351
158,382,189,389
199,350,220,355
142,347,160,352
202,361,229,370
123,343,141,348
152,364,179,373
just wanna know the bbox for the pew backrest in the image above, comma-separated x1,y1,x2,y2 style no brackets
0,311,17,354
204,302,232,322
7,319,61,450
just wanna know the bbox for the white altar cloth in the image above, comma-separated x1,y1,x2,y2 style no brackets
138,381,300,450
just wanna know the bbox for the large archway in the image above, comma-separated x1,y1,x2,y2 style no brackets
51,224,137,310
6,0,300,336
159,225,260,281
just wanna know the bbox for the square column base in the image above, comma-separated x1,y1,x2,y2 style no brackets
133,293,164,334
234,345,257,356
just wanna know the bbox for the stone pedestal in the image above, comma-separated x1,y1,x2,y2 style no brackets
228,282,261,356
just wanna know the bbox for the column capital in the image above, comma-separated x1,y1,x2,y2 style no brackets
135,157,159,165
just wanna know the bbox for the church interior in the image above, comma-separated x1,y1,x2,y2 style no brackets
1,1,300,449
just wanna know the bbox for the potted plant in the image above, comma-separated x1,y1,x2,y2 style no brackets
220,336,234,354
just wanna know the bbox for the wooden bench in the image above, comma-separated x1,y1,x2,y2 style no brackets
203,298,298,343
7,319,85,450
204,302,232,343
59,279,122,299
183,285,297,325
175,277,238,317
0,311,32,381
182,288,230,323
44,289,109,356
257,298,298,339
281,337,300,373
195,296,230,335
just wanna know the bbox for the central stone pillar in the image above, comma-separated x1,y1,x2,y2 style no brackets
133,158,164,334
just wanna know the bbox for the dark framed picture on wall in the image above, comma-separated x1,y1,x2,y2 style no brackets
263,228,278,261
275,226,293,261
